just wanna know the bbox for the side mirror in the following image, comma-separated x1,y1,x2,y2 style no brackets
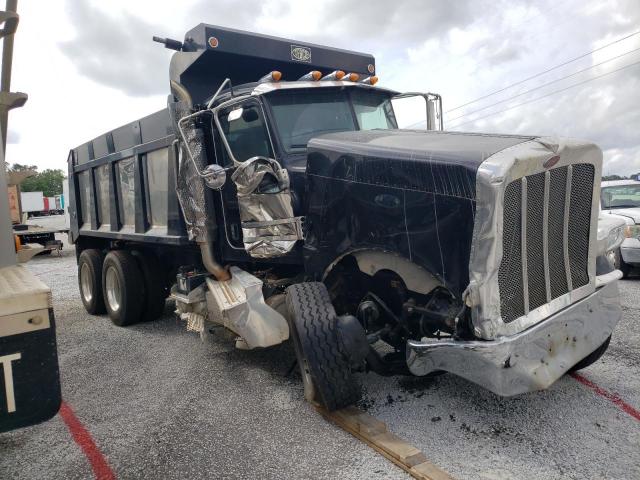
202,164,227,190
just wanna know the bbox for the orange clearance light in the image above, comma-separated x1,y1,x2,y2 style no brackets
361,75,378,85
258,71,282,83
298,70,322,81
321,70,345,81
345,73,360,82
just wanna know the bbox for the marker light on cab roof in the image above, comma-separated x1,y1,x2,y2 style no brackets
321,70,345,81
258,71,282,83
298,71,322,81
360,75,378,85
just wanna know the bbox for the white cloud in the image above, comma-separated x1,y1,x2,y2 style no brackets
3,0,639,179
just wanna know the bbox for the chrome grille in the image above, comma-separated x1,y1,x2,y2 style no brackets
498,164,595,323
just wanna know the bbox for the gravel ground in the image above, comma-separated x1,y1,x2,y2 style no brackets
1,215,639,479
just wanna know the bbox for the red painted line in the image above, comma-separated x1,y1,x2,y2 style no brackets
59,401,116,480
570,372,640,422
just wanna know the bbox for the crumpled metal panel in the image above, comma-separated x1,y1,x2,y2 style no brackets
231,156,303,258
205,267,289,349
406,274,621,396
169,101,214,242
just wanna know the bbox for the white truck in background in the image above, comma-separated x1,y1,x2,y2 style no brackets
19,191,64,218
19,191,44,217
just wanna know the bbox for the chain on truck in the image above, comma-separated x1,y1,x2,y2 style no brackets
66,24,623,411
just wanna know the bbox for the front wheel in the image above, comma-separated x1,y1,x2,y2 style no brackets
285,282,361,411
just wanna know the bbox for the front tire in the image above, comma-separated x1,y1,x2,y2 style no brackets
78,249,106,314
102,250,144,326
285,282,361,411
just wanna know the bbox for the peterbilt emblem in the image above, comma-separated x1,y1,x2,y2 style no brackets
290,45,311,63
543,155,560,168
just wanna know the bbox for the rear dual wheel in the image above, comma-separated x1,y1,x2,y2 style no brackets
78,249,106,314
102,251,144,326
79,249,166,326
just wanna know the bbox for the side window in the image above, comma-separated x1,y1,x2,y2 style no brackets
219,103,273,163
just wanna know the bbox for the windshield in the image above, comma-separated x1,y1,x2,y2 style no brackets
601,184,640,209
350,89,398,130
267,88,397,152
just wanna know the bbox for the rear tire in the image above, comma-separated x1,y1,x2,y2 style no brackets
133,251,167,322
285,282,361,411
78,249,106,314
102,250,144,326
569,336,611,372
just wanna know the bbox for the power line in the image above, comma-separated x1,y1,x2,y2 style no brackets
431,2,569,77
447,59,640,129
445,29,640,113
446,46,640,123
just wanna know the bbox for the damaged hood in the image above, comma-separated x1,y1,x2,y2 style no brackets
305,129,536,297
307,130,536,200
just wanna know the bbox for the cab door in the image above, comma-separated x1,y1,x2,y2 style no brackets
213,99,302,259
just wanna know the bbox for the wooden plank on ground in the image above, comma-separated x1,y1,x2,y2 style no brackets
316,405,455,480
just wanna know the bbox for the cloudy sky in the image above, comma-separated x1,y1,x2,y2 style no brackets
4,0,640,176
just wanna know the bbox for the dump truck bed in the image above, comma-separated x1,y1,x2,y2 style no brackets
67,109,189,245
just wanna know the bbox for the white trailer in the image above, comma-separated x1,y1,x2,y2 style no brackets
20,191,44,217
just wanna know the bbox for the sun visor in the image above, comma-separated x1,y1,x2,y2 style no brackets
169,23,376,104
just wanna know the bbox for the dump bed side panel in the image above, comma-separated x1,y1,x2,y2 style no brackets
68,109,189,245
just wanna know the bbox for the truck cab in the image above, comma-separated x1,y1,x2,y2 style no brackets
202,78,440,264
67,24,622,412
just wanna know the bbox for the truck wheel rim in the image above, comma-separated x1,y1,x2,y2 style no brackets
105,266,121,312
80,263,93,303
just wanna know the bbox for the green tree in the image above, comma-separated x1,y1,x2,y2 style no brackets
9,163,38,172
20,169,65,197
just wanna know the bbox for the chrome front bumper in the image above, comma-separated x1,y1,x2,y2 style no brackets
406,272,622,396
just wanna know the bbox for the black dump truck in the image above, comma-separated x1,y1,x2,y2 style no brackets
68,24,622,411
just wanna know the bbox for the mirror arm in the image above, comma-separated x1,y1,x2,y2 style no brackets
393,91,444,131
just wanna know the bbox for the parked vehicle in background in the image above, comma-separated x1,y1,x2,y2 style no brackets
20,191,44,218
597,214,626,269
67,24,623,411
600,179,640,277
18,191,64,218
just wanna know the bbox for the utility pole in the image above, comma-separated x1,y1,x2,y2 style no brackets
0,0,27,267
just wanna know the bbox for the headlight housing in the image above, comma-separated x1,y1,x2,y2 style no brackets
597,224,625,255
